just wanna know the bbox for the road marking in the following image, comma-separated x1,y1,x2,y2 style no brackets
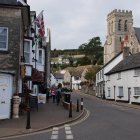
51,134,58,139
53,127,59,131
66,135,73,139
0,109,90,140
51,127,59,139
65,126,71,131
65,130,72,135
52,131,58,135
65,124,73,140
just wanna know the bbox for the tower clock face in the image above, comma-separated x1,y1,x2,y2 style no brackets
107,36,112,45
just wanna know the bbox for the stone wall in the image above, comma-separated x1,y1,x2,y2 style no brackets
0,7,22,92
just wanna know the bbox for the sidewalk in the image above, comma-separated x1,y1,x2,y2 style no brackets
0,99,82,138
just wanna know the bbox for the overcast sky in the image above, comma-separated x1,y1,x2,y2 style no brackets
28,0,140,50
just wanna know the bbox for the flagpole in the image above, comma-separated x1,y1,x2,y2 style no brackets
32,10,44,25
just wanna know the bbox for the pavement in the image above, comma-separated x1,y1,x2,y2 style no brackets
0,98,83,139
1,92,140,139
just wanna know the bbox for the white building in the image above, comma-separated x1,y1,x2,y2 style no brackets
96,52,123,98
105,50,140,103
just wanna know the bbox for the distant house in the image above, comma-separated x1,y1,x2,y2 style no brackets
54,73,64,86
50,73,57,87
105,49,140,104
63,65,92,90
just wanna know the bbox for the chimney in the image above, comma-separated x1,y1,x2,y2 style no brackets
123,47,129,59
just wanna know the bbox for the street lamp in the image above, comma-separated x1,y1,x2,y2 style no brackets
23,65,32,129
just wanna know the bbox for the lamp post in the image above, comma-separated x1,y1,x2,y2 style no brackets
23,65,32,129
71,75,72,90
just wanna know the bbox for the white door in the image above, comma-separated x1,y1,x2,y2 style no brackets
0,75,11,119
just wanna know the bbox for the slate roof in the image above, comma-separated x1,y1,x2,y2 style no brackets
105,52,140,75
134,27,140,43
54,73,64,79
0,0,18,5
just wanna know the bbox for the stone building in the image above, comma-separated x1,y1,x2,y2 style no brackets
0,0,30,119
104,9,140,64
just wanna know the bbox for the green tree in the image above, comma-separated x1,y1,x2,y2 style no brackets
78,36,103,65
84,65,101,82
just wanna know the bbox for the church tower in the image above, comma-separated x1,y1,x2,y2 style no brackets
104,9,133,64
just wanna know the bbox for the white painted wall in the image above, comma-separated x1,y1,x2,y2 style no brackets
106,69,140,103
50,74,57,87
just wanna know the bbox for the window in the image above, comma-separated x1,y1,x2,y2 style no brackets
24,40,30,63
120,37,122,42
38,50,42,64
100,71,102,79
134,68,140,76
118,20,121,31
118,72,121,79
74,76,79,80
107,87,111,97
102,70,104,78
107,75,110,81
118,86,123,97
124,20,127,31
111,21,113,33
134,87,140,96
0,27,8,50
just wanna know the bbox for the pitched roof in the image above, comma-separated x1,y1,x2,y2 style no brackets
134,27,140,43
54,73,64,79
105,52,140,75
0,0,18,5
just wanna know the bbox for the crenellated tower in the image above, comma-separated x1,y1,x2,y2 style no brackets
104,9,133,64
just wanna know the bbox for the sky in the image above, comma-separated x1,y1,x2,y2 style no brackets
27,0,140,50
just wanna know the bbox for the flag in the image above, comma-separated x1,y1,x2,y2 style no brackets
35,11,45,38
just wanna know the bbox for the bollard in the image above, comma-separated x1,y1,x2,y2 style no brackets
26,96,31,129
76,99,79,112
69,101,72,118
26,106,31,129
81,98,83,110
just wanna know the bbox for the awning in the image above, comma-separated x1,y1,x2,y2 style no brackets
32,68,44,83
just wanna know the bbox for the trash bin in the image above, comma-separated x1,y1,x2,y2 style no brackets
64,93,71,103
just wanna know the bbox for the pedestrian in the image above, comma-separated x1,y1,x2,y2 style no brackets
56,83,62,105
46,87,50,103
51,85,56,103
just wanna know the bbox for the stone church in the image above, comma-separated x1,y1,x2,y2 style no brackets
104,9,140,64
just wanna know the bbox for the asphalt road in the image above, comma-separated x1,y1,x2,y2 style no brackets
6,92,140,140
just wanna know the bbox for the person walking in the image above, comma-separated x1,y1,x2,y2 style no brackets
56,83,62,105
51,85,56,103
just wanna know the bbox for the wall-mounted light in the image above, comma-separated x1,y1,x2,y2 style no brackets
32,50,35,54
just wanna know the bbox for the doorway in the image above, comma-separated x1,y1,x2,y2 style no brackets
0,75,12,119
128,87,131,104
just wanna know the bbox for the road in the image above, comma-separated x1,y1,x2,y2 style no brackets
5,92,140,140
